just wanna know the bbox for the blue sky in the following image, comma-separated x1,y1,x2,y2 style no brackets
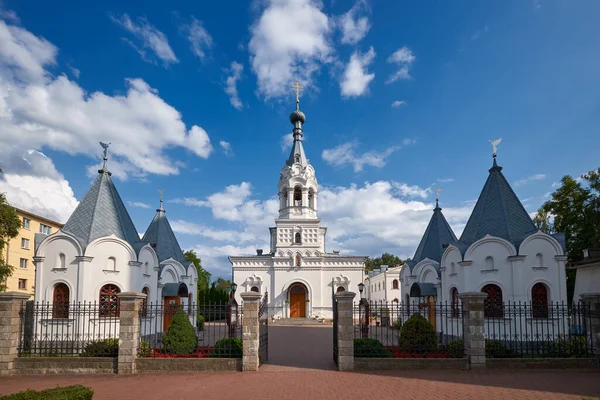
0,0,599,279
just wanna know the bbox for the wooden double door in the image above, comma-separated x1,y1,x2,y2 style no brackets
164,296,180,331
289,284,306,318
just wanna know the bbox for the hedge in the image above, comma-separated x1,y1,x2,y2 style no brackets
354,338,392,358
0,385,93,400
398,314,437,353
209,338,243,358
80,338,118,357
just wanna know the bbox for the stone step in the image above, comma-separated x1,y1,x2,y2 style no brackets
270,318,329,326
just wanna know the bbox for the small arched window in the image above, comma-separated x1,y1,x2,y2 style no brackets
392,298,399,303
308,189,314,209
58,253,66,269
251,286,259,293
482,284,503,318
295,155,300,163
52,283,69,319
378,283,381,291
144,261,149,274
392,279,399,289
535,253,544,268
450,262,456,274
294,186,302,206
295,232,302,244
107,257,116,271
295,254,301,267
451,288,459,317
336,286,345,293
532,283,549,318
141,287,149,317
99,284,120,317
485,256,494,270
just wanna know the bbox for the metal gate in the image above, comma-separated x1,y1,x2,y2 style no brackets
332,293,338,365
259,291,268,365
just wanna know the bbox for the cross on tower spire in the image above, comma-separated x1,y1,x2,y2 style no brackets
291,80,304,110
435,188,442,209
157,189,164,211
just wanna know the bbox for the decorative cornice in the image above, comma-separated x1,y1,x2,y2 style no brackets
532,266,548,271
75,256,93,262
102,270,120,275
508,255,526,261
128,261,143,267
33,256,45,263
458,260,472,267
554,255,568,262
480,269,499,274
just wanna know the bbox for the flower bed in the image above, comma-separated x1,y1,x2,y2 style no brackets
148,346,214,358
385,346,452,359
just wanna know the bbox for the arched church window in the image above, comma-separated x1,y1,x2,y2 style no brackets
485,256,494,270
107,257,117,271
451,288,459,317
308,189,314,209
57,253,66,269
99,284,120,318
482,284,503,318
336,286,345,293
295,254,301,267
295,155,300,163
392,279,399,289
294,186,302,206
535,253,544,268
378,283,381,291
392,298,399,303
141,287,149,317
450,262,456,274
251,286,259,293
52,283,69,319
531,283,548,318
295,232,302,244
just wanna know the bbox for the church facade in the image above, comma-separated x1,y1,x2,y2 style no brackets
230,98,365,319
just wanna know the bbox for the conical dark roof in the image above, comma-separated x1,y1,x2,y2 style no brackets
411,202,458,267
141,203,187,264
62,169,141,249
459,157,537,248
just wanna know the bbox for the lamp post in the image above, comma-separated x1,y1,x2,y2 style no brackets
227,282,238,338
358,282,369,339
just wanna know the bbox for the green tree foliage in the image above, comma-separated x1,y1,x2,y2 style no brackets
162,308,198,355
0,168,22,292
353,338,392,358
184,250,211,291
397,314,437,353
0,385,94,400
364,253,404,271
209,337,243,358
214,277,232,292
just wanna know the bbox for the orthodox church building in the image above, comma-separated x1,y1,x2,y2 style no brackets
33,148,197,312
230,93,366,319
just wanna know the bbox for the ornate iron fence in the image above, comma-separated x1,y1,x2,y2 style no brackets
259,291,269,364
484,301,595,358
139,301,242,358
353,301,464,358
332,294,338,365
18,301,120,357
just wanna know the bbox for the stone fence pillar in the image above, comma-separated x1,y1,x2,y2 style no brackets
117,292,146,375
459,292,487,369
580,293,600,362
0,292,31,376
240,291,261,371
335,291,356,371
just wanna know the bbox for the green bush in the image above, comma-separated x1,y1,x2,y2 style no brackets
162,308,198,355
398,314,437,353
209,338,243,358
551,336,588,358
439,340,464,358
80,338,118,357
485,339,515,358
139,340,152,357
196,315,205,331
354,338,392,358
391,319,403,330
0,385,93,400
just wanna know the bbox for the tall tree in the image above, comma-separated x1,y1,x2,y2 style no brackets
183,250,211,291
0,168,22,291
214,277,232,292
365,253,404,271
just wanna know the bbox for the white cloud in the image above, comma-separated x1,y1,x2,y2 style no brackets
127,201,150,209
0,5,19,24
248,0,333,99
437,178,454,183
340,47,375,98
110,14,178,66
322,141,399,172
551,181,560,188
180,16,213,61
67,64,80,79
219,140,233,156
280,134,294,151
0,18,213,181
471,25,489,41
224,61,243,110
392,182,431,199
386,46,415,84
514,174,546,187
171,220,255,242
402,138,417,146
339,0,371,45
391,100,406,108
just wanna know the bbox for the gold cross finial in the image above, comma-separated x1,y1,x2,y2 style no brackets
291,80,304,104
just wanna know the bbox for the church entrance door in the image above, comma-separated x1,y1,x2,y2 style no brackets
164,296,180,331
289,284,306,318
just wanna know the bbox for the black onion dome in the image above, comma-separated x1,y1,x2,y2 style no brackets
289,109,306,125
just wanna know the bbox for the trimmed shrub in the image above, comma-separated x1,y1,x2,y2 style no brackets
551,336,588,358
439,340,464,358
0,385,93,400
80,338,118,357
398,314,437,353
485,339,515,358
354,338,392,358
209,338,243,358
196,315,205,331
162,308,198,355
139,340,152,357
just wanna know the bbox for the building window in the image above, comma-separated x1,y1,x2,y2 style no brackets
141,287,149,317
532,283,549,318
392,279,399,289
39,224,51,235
451,288,460,317
378,283,381,291
21,238,30,249
485,256,494,270
52,283,69,318
22,218,30,229
251,286,259,292
99,284,120,317
295,232,302,244
295,254,301,267
18,279,27,290
450,262,456,274
19,258,28,270
107,257,116,271
308,189,314,209
56,253,66,268
482,284,503,318
294,186,302,206
295,155,300,163
535,253,544,268
336,286,345,293
392,298,399,304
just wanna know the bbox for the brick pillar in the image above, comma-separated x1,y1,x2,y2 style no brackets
580,293,600,362
241,291,261,371
335,291,356,371
117,292,146,375
459,292,487,369
0,292,31,376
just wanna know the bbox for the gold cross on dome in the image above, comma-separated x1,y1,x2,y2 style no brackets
291,80,304,103
435,188,442,201
158,189,164,202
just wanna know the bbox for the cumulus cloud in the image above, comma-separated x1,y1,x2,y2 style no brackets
386,46,415,83
224,61,243,110
322,141,400,172
219,140,233,157
340,47,375,98
110,14,178,66
391,100,405,108
339,0,371,45
514,174,546,187
280,134,294,151
179,16,213,61
248,0,333,99
437,178,454,183
127,201,150,209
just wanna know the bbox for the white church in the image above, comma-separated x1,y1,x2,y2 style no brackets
229,95,366,319
33,147,197,317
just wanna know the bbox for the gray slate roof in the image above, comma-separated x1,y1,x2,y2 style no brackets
62,169,142,250
408,202,458,271
459,158,537,249
141,206,187,265
286,137,309,167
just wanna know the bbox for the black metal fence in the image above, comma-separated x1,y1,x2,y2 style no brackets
353,301,464,358
139,301,243,358
259,292,268,364
18,302,120,357
484,302,596,358
333,294,338,365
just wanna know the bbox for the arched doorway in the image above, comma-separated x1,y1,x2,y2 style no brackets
289,283,307,318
